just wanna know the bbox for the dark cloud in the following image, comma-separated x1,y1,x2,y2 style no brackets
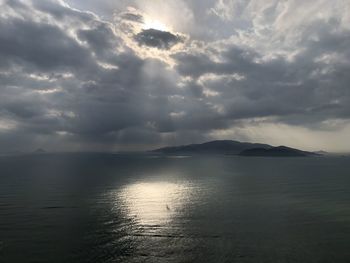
0,18,93,72
134,29,183,49
77,23,120,59
120,12,144,23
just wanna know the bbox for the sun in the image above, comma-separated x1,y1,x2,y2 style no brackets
143,18,168,31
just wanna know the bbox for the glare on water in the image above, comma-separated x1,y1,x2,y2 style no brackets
118,182,190,226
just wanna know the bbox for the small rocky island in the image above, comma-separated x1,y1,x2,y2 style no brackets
239,146,318,157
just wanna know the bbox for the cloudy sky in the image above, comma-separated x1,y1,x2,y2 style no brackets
0,0,350,152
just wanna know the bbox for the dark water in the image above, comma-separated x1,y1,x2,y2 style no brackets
1,153,350,262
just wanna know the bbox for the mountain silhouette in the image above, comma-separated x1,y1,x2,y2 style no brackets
153,140,322,157
152,140,273,155
239,146,319,157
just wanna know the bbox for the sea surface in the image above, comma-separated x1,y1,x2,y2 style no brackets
0,153,350,262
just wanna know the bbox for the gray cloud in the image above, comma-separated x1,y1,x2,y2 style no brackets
134,29,183,49
0,0,350,152
120,12,144,23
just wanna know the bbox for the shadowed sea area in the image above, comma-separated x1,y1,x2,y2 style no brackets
0,153,350,262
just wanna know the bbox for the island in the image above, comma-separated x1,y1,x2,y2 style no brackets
152,140,321,157
152,140,272,155
239,146,319,157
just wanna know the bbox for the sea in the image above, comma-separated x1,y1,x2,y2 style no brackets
0,153,350,262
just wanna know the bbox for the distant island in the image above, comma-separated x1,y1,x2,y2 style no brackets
152,140,320,157
239,146,318,157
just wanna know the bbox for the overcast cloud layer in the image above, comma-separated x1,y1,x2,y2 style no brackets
0,0,350,152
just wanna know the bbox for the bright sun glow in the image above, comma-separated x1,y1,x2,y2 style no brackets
143,19,168,31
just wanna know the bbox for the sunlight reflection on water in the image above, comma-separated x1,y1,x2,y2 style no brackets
117,181,192,226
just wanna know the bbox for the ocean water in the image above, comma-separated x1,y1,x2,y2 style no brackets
0,153,350,262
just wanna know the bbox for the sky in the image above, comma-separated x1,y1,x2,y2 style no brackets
0,0,350,152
